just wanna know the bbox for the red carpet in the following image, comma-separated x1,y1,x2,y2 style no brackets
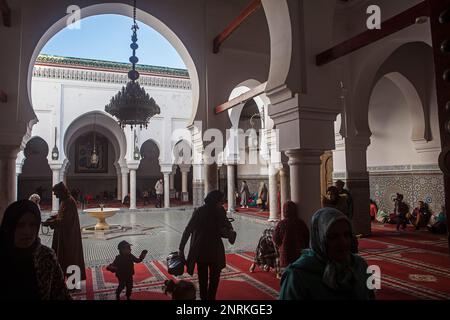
71,223,450,300
72,253,279,300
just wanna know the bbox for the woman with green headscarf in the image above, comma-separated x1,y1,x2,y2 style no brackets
279,207,375,300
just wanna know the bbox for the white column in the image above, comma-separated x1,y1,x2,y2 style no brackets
170,172,175,190
163,172,170,208
129,169,137,210
279,166,289,218
0,148,18,223
285,149,323,226
204,163,218,195
121,170,129,202
116,171,122,201
180,165,190,202
13,173,19,201
51,168,61,213
268,164,279,221
227,164,236,213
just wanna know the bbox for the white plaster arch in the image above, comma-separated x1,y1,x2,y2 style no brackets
172,139,193,165
227,79,272,130
261,0,292,92
383,72,428,143
63,111,127,163
349,32,432,137
27,3,199,127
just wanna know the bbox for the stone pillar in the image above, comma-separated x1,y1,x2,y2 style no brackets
121,169,129,203
204,163,218,195
227,164,236,213
50,167,61,213
279,166,289,218
163,172,170,208
0,147,19,222
285,149,323,226
170,172,175,190
268,164,280,221
129,169,137,210
192,164,205,207
116,170,122,201
179,164,190,202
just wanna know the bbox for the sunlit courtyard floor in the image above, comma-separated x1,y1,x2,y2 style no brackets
40,207,273,267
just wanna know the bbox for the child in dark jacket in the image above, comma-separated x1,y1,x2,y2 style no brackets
106,240,148,300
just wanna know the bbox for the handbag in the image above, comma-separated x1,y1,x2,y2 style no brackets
166,251,186,276
220,217,237,244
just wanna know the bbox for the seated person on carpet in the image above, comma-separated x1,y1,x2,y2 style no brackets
106,241,148,300
410,201,432,230
163,279,196,300
279,208,375,300
369,199,378,221
427,206,447,234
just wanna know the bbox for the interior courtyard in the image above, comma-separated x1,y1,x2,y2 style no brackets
0,0,449,302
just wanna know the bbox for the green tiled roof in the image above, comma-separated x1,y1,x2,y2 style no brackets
36,54,189,78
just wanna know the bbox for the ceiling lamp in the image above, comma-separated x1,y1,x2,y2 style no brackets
105,0,160,129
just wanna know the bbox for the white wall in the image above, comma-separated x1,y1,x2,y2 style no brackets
367,77,440,166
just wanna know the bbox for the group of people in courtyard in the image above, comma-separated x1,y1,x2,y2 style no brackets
0,176,447,300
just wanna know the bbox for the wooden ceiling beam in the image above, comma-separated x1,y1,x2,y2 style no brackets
215,82,266,114
316,1,429,66
213,0,262,54
0,0,11,27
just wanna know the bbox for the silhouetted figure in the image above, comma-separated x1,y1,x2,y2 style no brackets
179,190,234,300
106,240,147,300
258,182,268,211
274,201,310,268
43,182,86,281
394,193,409,231
279,208,375,300
336,180,354,219
240,181,250,208
0,200,71,300
322,186,349,218
155,179,164,208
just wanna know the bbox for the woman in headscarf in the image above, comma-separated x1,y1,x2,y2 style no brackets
0,200,71,300
179,190,235,300
273,201,310,269
279,207,375,300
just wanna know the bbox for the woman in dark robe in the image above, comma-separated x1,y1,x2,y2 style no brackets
45,182,86,281
0,200,71,300
273,201,310,268
178,190,234,300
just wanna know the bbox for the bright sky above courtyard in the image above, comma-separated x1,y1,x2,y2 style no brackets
41,14,186,69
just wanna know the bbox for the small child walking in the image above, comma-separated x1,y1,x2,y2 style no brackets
106,240,148,300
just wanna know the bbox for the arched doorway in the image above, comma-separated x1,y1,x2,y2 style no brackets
137,139,161,205
65,131,118,203
18,137,52,205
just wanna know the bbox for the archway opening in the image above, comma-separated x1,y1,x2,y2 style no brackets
137,139,161,205
18,137,52,205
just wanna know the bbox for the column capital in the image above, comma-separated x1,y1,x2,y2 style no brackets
285,149,323,166
160,163,174,174
126,160,140,170
49,162,63,171
179,164,191,173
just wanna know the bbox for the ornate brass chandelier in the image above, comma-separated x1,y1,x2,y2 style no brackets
105,0,160,129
